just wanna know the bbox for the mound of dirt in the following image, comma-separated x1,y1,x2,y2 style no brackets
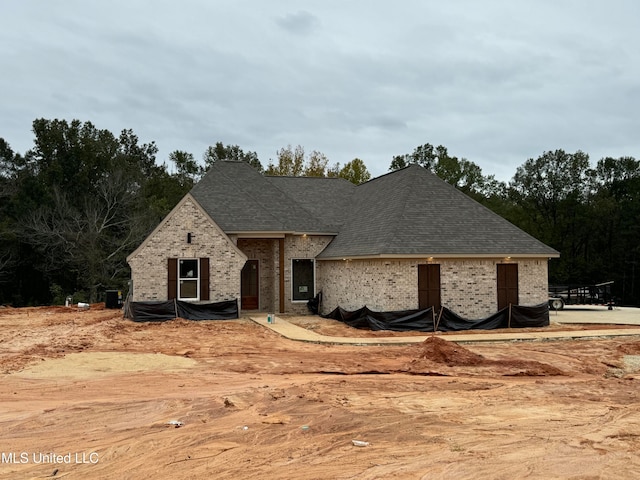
405,336,565,377
415,336,488,366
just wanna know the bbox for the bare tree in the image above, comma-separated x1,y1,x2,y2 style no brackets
22,171,154,301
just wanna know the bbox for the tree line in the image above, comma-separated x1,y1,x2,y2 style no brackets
1,118,639,306
392,144,640,305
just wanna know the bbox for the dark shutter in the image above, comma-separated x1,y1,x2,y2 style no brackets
200,258,210,301
497,264,519,310
168,258,178,300
418,264,441,310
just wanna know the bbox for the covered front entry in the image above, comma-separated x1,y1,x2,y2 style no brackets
418,264,441,310
241,259,259,310
237,238,284,313
236,235,329,314
497,263,519,310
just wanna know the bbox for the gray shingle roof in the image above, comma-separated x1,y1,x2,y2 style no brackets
318,164,559,258
190,161,559,258
267,175,356,231
190,161,355,233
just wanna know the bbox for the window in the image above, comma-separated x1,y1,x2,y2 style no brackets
178,259,199,300
168,258,209,301
292,259,314,301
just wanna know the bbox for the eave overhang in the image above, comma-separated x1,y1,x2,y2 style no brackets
316,252,560,261
229,231,339,238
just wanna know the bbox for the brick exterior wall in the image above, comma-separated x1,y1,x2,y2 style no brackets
317,258,549,318
129,196,550,319
127,195,247,302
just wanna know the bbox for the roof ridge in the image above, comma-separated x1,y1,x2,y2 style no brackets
357,164,417,187
265,174,347,180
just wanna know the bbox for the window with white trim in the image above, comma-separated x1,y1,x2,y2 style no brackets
178,259,199,300
292,259,314,301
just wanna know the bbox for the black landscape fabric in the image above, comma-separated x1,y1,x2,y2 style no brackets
176,299,239,320
128,299,239,322
324,303,549,332
127,300,177,322
437,308,507,331
323,306,436,332
509,303,551,328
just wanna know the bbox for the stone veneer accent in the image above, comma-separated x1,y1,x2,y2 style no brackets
316,258,549,318
127,195,247,302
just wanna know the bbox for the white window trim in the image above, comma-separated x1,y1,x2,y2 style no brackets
291,258,315,303
178,258,200,301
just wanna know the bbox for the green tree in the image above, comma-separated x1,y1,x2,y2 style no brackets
265,144,306,176
265,145,373,182
0,140,19,290
508,149,595,283
169,150,202,186
304,150,329,177
326,161,341,178
590,156,640,303
11,119,162,303
390,143,437,170
338,158,371,185
390,143,503,197
203,142,262,172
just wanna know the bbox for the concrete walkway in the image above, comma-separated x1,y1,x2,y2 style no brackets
549,305,640,325
250,306,640,345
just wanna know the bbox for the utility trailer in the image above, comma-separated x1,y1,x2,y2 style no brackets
548,281,614,310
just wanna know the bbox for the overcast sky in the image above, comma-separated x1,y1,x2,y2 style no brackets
2,1,640,181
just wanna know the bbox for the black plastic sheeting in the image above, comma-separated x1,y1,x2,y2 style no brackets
307,292,322,315
126,299,239,322
323,303,549,332
323,306,435,331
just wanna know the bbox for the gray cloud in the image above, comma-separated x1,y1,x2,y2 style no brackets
275,10,320,35
1,1,640,182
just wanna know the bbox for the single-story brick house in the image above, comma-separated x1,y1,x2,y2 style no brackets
126,161,559,318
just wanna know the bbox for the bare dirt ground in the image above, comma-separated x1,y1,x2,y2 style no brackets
1,306,640,479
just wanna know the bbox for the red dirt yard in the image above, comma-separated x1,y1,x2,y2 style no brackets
1,305,640,479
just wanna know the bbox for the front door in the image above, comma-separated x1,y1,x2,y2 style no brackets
497,263,518,310
241,260,259,310
418,264,441,310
